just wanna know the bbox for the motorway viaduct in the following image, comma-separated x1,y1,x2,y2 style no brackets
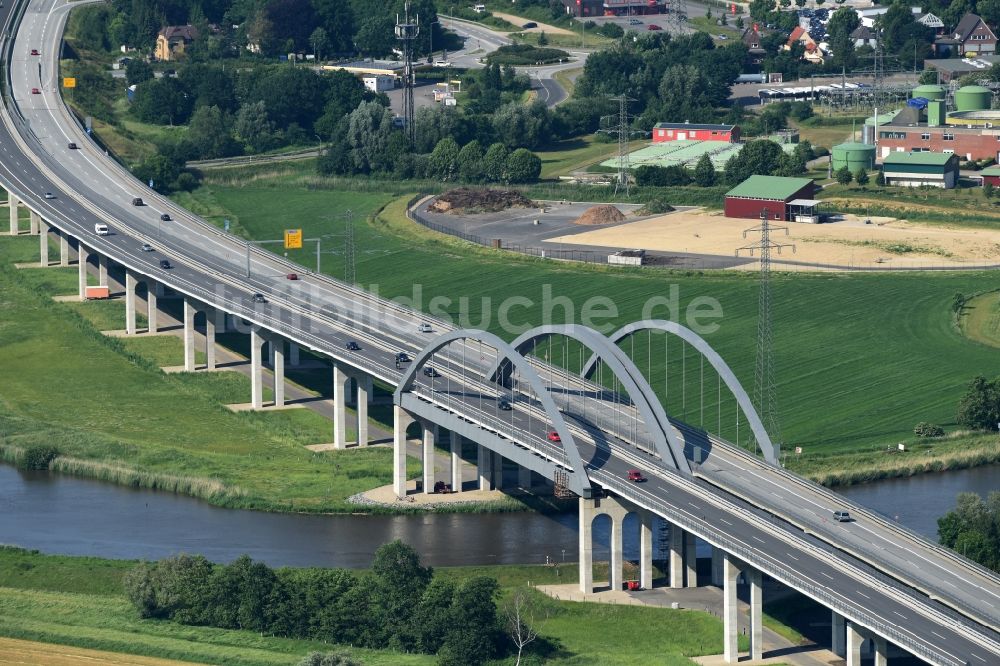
1,0,999,664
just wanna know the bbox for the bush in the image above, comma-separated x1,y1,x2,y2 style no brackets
298,653,360,666
635,165,692,187
638,197,675,214
19,445,60,470
914,422,945,438
486,44,569,66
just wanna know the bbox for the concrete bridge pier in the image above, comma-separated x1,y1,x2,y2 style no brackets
8,194,17,234
98,254,109,287
354,373,371,446
125,270,138,335
684,531,697,587
182,297,197,371
289,342,300,366
722,553,764,663
332,362,350,448
669,524,684,588
639,512,654,590
711,546,724,586
203,308,217,371
477,443,492,490
846,621,864,666
449,430,462,492
518,464,532,490
831,611,846,657
422,420,436,493
58,231,69,266
578,496,633,593
29,210,39,235
871,634,888,666
250,327,264,409
393,405,414,498
146,278,159,333
38,219,49,266
77,242,89,300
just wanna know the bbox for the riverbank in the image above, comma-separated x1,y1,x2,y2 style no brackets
0,546,759,666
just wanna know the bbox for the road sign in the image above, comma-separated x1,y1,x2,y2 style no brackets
63,77,76,88
284,228,303,249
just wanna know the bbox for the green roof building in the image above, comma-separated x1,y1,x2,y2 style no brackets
881,151,959,189
724,175,819,221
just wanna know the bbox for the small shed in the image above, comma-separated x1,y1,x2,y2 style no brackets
724,175,818,221
978,166,1000,186
881,152,960,189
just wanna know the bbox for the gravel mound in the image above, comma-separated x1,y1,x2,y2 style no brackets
429,188,535,214
573,204,626,226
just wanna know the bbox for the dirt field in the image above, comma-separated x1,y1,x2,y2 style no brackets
491,12,575,35
547,207,1000,269
0,637,207,665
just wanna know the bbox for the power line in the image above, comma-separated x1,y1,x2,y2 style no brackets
735,210,794,455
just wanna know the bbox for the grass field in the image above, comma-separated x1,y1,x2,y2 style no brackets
535,136,639,180
0,547,749,666
959,290,1000,348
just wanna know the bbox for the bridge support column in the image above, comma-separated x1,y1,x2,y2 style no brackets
393,405,414,498
639,513,653,590
578,497,595,594
39,220,49,266
98,254,109,287
749,568,763,661
831,611,845,658
332,363,349,448
449,431,461,492
272,339,284,406
846,621,863,666
250,328,264,409
669,524,684,588
684,531,697,587
146,279,158,333
355,375,371,446
59,232,69,266
493,451,504,489
125,270,137,335
77,243,89,300
711,546,724,586
477,444,491,490
183,298,196,372
872,635,888,666
29,210,39,235
610,512,623,592
204,310,217,371
518,465,532,490
422,422,435,494
289,343,300,366
8,195,18,234
723,553,739,664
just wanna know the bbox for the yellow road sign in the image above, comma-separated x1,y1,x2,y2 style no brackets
63,77,76,88
284,228,303,250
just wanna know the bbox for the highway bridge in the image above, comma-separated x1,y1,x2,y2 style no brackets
1,1,999,664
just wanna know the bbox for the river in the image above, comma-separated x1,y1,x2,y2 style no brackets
0,464,995,568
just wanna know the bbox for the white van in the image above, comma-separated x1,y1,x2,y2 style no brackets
94,223,109,235
473,4,486,13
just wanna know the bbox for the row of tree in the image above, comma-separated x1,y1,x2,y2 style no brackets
125,541,507,665
938,492,1000,572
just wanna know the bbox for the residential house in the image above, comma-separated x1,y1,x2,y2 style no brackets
917,12,945,34
785,26,825,65
934,13,997,57
154,25,198,61
742,25,767,67
851,25,876,49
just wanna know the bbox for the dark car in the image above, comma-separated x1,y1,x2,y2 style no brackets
67,142,77,149
346,341,361,351
498,399,512,411
286,273,299,280
252,293,267,303
30,49,39,56
30,87,40,94
396,352,411,363
522,21,537,28
131,197,143,206
159,259,171,269
160,213,171,221
422,366,440,378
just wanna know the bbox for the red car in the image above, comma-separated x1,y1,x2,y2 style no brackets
30,87,40,94
30,49,39,56
647,24,661,31
286,273,298,280
546,431,561,443
627,469,646,482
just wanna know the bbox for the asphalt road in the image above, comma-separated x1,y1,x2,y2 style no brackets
1,0,999,662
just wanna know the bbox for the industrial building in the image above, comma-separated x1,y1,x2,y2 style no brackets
724,175,819,222
831,142,876,173
869,84,1000,161
652,123,739,143
881,152,960,188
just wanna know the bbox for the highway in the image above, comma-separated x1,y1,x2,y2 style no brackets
2,0,999,663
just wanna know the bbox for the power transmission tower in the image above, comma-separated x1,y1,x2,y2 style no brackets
664,0,688,31
735,210,794,457
343,209,355,284
606,93,635,197
395,1,419,145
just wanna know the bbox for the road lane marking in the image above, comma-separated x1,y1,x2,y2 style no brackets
786,553,799,561
752,536,765,544
719,518,733,526
856,591,869,599
820,572,834,580
893,611,907,619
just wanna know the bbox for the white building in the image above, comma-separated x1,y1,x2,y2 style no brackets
363,75,395,93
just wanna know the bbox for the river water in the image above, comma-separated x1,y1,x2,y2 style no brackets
0,464,996,568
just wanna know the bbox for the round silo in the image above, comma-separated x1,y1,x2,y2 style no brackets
831,142,877,172
912,85,946,102
955,85,992,112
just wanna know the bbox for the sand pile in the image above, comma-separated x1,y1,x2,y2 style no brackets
573,205,626,226
429,188,535,214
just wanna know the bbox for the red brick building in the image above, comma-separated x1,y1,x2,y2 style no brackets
652,123,739,143
875,125,1000,162
724,175,818,221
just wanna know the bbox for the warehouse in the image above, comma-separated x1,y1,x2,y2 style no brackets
881,152,960,188
652,123,740,143
724,175,819,222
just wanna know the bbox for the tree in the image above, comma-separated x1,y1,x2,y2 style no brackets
957,376,1000,430
855,167,869,186
438,577,501,666
310,27,329,60
537,31,548,46
125,59,153,86
835,166,853,185
456,140,484,182
985,181,995,199
354,15,395,56
411,578,456,653
503,589,538,666
937,492,1000,572
723,139,785,184
345,100,396,173
234,100,277,153
187,106,240,159
483,143,509,183
749,0,774,22
827,7,860,69
369,541,432,647
312,0,355,53
428,137,461,180
693,153,717,187
131,78,192,125
492,101,551,151
505,148,542,183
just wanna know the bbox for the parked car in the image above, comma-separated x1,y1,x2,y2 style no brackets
522,21,537,28
140,243,154,252
647,24,661,31
159,259,172,269
346,341,361,351
286,273,298,280
433,60,451,67
67,142,77,149
628,18,642,25
418,323,433,333
131,197,143,206
627,469,646,482
498,398,512,411
833,510,852,522
159,213,171,221
422,366,440,377
546,430,561,443
252,293,267,303
43,192,55,199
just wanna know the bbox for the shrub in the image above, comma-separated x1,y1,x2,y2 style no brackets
914,422,945,438
298,652,360,666
20,445,59,470
638,198,675,214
